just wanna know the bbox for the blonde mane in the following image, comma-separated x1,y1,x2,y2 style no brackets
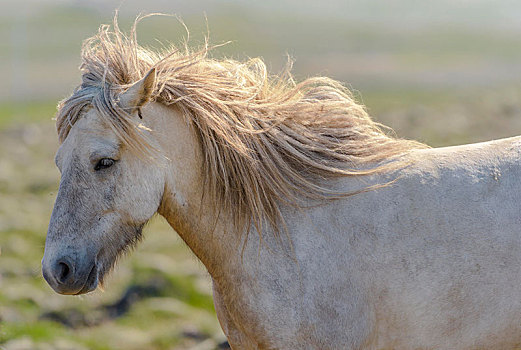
56,17,426,234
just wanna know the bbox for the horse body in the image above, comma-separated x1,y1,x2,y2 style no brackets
42,19,521,349
154,102,521,349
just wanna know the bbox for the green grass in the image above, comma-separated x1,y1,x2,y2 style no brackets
166,275,215,312
0,321,66,343
0,101,57,129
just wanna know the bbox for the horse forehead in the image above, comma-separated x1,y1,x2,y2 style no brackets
58,111,116,159
75,109,111,135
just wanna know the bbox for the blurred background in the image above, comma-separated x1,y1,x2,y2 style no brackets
1,0,520,349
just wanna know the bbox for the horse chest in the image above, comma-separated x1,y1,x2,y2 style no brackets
214,237,373,349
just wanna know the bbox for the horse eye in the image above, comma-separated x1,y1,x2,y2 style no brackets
94,158,115,171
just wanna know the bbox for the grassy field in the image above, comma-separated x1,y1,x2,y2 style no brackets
1,1,521,349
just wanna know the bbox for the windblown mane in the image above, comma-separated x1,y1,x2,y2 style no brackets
56,16,426,234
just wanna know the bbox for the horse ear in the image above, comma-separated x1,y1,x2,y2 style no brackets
119,68,156,113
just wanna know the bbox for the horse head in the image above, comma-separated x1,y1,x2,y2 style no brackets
42,69,165,295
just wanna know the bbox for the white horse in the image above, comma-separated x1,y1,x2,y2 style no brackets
42,20,521,349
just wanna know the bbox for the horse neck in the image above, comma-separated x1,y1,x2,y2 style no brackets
147,102,244,278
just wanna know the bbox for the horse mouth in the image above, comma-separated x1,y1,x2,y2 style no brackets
75,264,99,295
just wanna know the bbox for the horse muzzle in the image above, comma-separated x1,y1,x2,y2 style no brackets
42,255,99,295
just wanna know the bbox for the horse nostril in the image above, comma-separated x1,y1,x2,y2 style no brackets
56,261,72,284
